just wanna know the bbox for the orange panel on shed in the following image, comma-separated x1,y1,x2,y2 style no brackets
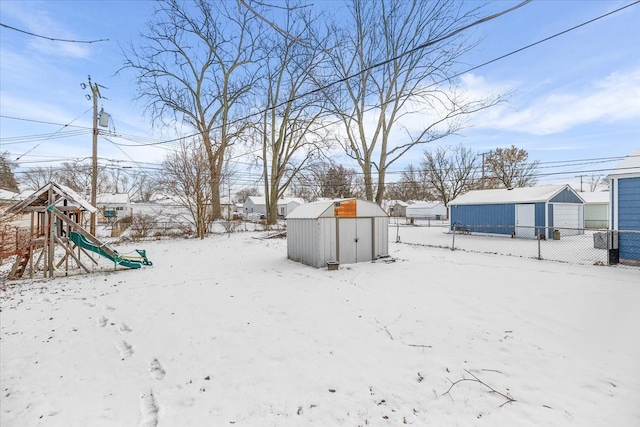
334,200,357,217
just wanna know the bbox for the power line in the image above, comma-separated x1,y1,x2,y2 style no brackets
0,22,109,43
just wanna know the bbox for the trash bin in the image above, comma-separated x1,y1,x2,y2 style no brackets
553,229,560,240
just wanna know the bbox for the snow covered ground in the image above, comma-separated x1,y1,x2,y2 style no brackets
1,232,639,426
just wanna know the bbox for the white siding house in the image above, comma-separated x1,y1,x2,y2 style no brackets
243,196,303,218
96,193,132,220
406,201,448,219
286,199,389,268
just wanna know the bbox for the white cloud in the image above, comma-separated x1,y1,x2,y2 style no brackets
467,66,640,135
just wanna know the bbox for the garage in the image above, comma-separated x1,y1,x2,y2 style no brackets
552,203,583,236
449,184,585,239
286,199,389,268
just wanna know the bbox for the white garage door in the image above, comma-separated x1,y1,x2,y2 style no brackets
553,204,583,236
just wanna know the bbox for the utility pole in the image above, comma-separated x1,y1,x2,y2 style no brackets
83,75,105,236
575,175,584,192
480,151,491,189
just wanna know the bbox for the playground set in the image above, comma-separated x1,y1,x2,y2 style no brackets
5,182,151,281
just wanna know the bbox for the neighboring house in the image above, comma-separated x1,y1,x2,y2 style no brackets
286,198,389,268
382,200,409,217
608,150,640,265
406,201,448,220
219,197,235,220
0,188,20,205
578,192,609,229
96,193,132,220
449,185,585,239
243,196,303,218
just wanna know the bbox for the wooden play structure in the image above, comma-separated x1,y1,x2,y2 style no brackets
5,182,151,280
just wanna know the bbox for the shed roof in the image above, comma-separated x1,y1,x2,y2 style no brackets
578,191,609,204
608,149,640,178
449,185,580,206
286,198,387,219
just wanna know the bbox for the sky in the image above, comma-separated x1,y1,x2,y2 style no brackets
1,0,639,193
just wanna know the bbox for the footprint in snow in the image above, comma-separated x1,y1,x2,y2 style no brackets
118,323,132,333
97,316,108,327
105,305,116,311
149,358,166,380
115,340,134,358
139,389,159,427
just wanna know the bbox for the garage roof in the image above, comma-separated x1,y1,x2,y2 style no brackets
449,185,582,206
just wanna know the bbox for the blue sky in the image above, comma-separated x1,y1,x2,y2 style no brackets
1,0,639,192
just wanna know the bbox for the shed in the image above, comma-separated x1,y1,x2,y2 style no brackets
382,200,409,217
608,150,640,265
406,201,448,219
449,185,585,238
286,198,389,268
578,192,609,229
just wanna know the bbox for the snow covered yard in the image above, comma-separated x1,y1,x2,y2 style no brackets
1,233,639,426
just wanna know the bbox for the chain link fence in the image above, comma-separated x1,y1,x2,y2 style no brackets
391,219,640,267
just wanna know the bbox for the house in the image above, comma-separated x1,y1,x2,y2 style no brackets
96,193,132,220
578,192,609,229
406,201,448,220
449,185,585,239
608,150,640,265
382,200,409,217
286,198,389,268
243,196,303,218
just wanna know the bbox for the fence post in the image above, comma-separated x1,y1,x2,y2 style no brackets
537,227,542,260
451,226,456,251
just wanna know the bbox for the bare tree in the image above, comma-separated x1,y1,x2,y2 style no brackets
20,166,59,190
422,144,478,206
161,139,212,239
323,0,503,205
586,173,606,192
484,145,539,188
0,151,19,192
129,172,158,202
385,164,434,201
122,0,262,220
257,4,332,224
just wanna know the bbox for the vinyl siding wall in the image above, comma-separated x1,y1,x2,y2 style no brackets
618,177,640,262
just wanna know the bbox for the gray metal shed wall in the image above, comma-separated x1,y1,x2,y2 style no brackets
317,218,337,267
287,219,319,267
374,217,389,257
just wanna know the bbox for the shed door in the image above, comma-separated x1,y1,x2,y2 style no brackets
515,204,536,239
338,218,373,264
553,204,582,236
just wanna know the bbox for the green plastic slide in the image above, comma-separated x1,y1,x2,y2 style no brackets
68,231,150,269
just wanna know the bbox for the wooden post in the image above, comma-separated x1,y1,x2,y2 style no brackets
48,187,55,277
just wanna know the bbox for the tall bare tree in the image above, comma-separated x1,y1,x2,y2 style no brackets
257,4,332,224
20,166,58,191
161,139,211,239
422,144,478,206
323,0,503,205
484,145,539,188
385,164,434,201
122,0,262,219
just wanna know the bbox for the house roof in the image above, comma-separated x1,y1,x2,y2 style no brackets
245,196,265,205
97,193,130,205
0,188,19,201
608,149,640,178
7,182,97,214
578,191,609,204
286,198,387,219
449,185,581,206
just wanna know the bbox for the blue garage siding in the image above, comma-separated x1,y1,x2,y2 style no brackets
451,203,545,236
618,177,640,261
